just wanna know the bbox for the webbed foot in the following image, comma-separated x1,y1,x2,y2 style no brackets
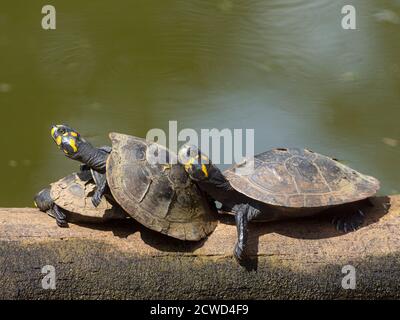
92,192,102,208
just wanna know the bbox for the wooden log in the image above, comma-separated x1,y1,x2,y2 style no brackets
0,195,399,299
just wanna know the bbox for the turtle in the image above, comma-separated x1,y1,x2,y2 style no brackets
50,125,112,207
49,125,218,241
34,169,128,227
178,145,380,263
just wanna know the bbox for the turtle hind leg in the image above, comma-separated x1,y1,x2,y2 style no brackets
332,208,365,233
51,205,68,228
233,204,262,265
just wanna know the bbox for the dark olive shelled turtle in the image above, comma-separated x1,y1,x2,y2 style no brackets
178,145,380,263
34,170,127,227
48,125,218,241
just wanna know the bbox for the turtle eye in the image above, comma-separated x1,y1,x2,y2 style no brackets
58,128,66,135
186,148,191,157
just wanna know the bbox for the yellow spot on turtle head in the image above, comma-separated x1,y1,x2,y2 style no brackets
201,164,208,177
51,127,56,137
55,136,62,145
71,132,78,137
183,156,208,177
69,138,78,152
34,201,37,208
184,157,195,172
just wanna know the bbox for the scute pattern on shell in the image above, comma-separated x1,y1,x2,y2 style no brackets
224,148,380,208
106,133,218,241
50,171,127,220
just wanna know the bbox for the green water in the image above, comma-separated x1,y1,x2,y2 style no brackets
0,0,399,207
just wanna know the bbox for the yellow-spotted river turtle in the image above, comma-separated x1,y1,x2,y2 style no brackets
178,145,380,263
49,125,218,240
34,170,127,226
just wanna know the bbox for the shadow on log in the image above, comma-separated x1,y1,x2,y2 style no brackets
0,195,399,299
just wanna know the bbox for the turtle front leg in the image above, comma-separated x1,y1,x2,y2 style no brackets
92,176,107,207
233,204,261,264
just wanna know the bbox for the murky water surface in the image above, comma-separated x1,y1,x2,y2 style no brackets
0,0,399,206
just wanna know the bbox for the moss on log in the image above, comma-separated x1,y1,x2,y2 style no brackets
0,195,399,299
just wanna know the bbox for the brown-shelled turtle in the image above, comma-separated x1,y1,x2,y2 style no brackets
34,170,127,227
49,125,218,241
178,145,380,263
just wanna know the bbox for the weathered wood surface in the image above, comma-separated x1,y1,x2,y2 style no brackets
0,195,399,299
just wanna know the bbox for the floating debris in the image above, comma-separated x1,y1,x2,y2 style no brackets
8,160,17,168
218,0,233,13
256,62,273,73
0,83,11,93
382,137,398,147
340,72,356,82
374,9,400,24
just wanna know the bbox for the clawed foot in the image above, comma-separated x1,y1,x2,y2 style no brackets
92,193,102,207
332,209,365,233
80,164,90,172
55,216,68,228
52,206,68,228
234,242,247,265
234,242,257,271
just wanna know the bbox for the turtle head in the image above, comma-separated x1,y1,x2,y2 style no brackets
51,124,83,157
178,144,211,182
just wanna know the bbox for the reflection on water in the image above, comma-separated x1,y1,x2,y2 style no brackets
0,0,399,206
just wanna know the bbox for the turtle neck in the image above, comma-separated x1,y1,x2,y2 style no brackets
197,165,247,207
70,141,108,173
